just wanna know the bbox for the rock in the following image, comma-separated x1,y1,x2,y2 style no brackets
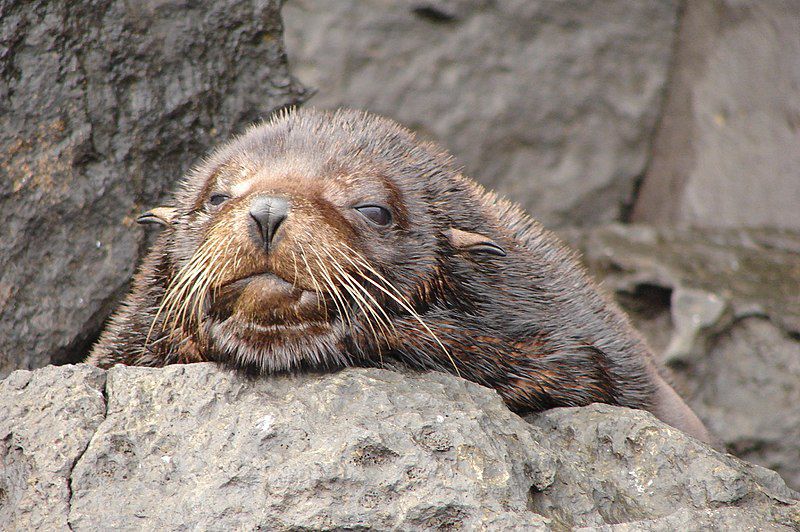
0,0,307,378
0,364,106,530
531,405,799,530
577,506,800,532
2,363,797,529
631,0,800,230
283,0,679,228
39,365,552,530
564,223,800,492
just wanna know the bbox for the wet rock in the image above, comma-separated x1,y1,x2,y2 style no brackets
283,0,679,227
564,223,800,491
632,0,800,230
2,364,797,529
0,0,307,378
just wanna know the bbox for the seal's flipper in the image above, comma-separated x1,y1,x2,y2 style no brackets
647,364,719,447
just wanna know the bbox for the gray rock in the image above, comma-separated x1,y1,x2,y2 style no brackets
530,405,799,530
0,364,106,531
2,363,798,530
283,0,679,227
564,223,800,491
0,0,307,378
577,506,800,532
70,365,553,530
632,0,800,230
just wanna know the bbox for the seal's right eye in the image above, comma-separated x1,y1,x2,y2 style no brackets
208,193,230,207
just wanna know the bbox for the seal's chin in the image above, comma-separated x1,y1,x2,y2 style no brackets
202,271,341,371
204,315,340,372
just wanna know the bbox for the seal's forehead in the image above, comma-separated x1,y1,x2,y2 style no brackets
179,108,439,207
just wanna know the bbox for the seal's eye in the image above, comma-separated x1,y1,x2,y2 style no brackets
355,205,392,227
208,193,230,207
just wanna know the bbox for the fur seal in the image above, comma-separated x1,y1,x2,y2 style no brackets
87,108,713,444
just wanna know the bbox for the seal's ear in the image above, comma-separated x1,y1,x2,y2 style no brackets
445,228,506,257
136,206,177,227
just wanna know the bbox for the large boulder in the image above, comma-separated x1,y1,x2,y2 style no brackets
565,223,800,492
283,0,679,228
631,0,800,230
1,364,797,529
0,0,307,378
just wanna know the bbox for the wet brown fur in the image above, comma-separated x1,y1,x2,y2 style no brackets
87,108,713,444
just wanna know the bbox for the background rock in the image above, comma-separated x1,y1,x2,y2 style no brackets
0,0,307,378
1,364,798,530
563,224,800,491
632,0,800,230
283,0,679,227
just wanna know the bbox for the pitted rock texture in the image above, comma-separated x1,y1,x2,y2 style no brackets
0,0,307,378
0,365,106,530
2,364,798,530
564,223,800,492
283,0,679,228
13,365,553,530
530,405,799,530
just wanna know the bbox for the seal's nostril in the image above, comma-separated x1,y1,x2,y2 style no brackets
249,195,289,250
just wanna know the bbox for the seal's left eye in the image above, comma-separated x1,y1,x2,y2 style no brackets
208,193,230,207
355,205,392,227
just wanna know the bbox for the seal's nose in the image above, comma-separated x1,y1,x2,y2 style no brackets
249,195,289,251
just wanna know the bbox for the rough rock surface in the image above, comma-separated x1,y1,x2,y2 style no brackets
283,0,679,227
0,0,307,378
530,405,799,530
0,364,106,530
564,223,800,491
2,364,798,530
632,0,800,230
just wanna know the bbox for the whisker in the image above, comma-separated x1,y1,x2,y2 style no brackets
309,247,353,332
147,238,214,345
331,246,398,338
321,246,385,360
298,243,328,318
149,232,226,348
290,249,299,291
325,247,397,343
194,234,235,327
337,243,460,376
174,237,224,332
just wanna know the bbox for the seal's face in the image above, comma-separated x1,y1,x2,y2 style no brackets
149,110,451,372
194,165,410,371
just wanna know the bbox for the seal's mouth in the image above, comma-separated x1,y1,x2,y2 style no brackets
233,320,331,333
207,269,329,330
220,272,294,292
203,268,339,372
